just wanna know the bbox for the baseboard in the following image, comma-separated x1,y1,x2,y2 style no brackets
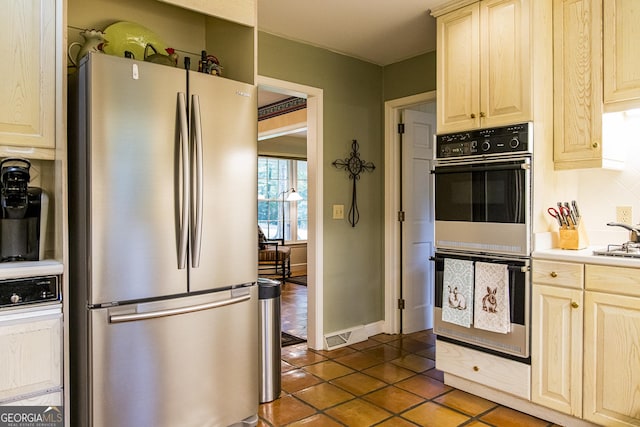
323,321,385,350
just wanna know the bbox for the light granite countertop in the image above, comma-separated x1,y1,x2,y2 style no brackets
533,247,640,268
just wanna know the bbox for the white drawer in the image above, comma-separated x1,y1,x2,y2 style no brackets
532,260,584,289
436,340,531,400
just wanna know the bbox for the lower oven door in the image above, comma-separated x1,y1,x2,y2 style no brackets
433,251,530,361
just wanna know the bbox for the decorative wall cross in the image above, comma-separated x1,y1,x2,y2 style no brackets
332,139,375,227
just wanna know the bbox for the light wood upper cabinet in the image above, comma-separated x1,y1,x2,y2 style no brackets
553,0,636,170
603,0,640,107
480,0,532,128
156,0,256,27
0,0,56,152
435,0,532,133
436,3,480,132
552,0,610,170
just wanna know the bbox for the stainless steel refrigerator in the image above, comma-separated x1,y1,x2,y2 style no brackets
68,53,259,427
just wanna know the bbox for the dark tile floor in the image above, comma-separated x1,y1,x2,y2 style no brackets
260,281,559,427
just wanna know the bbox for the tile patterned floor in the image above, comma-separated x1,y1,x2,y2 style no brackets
260,282,560,427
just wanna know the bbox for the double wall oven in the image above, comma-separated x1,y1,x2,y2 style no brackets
432,123,532,362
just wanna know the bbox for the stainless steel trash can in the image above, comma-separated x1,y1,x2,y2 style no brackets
258,278,281,403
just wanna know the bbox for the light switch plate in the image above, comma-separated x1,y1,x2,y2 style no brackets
333,204,344,219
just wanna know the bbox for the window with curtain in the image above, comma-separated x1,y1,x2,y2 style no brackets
257,157,307,242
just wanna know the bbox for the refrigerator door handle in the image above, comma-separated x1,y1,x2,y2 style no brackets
109,294,250,324
191,94,204,268
178,92,190,269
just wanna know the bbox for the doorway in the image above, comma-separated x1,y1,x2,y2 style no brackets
384,91,437,335
257,76,324,350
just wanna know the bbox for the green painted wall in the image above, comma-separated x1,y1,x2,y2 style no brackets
383,51,437,101
259,33,437,335
258,32,385,333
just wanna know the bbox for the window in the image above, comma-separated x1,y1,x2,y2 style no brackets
258,157,307,242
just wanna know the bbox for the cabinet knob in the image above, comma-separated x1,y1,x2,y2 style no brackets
592,141,599,149
470,113,476,119
479,112,486,118
473,366,479,372
550,271,558,278
571,302,579,309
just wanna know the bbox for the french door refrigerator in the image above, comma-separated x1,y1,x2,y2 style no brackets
68,53,259,427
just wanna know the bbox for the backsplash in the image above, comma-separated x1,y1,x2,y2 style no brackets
576,114,640,247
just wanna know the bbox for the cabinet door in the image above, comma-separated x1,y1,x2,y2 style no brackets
603,0,640,106
553,0,604,168
0,310,62,401
0,0,56,149
584,291,640,426
531,284,583,417
480,0,532,128
436,2,480,133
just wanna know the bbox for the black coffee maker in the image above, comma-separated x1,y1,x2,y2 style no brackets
0,158,48,262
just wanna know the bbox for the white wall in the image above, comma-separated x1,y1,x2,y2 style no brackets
575,114,640,246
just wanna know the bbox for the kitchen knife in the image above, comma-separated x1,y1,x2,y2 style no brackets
556,202,568,227
571,200,581,222
564,202,577,227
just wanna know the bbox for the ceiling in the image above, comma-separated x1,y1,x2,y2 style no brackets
258,1,447,139
257,0,447,67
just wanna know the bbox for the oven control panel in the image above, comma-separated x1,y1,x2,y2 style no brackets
436,122,532,159
0,276,59,308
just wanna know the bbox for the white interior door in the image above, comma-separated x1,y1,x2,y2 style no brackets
401,108,436,334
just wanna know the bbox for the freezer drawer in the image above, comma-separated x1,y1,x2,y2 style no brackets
87,286,258,427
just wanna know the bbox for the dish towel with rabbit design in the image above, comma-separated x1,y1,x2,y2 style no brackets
473,262,510,334
442,258,474,328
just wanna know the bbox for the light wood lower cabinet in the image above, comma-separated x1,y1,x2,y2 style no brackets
531,284,583,416
0,307,62,403
583,290,640,426
532,260,640,425
436,340,531,400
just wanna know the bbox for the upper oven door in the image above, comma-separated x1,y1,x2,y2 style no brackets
433,157,531,256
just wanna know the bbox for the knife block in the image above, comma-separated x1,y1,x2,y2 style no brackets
558,219,589,250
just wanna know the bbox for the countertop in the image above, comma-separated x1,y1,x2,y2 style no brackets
533,247,640,268
0,260,64,280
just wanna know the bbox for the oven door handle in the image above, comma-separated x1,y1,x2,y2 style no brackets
432,163,527,174
431,255,530,272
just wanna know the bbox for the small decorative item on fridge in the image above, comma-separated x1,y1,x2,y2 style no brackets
143,44,179,67
198,50,223,76
548,200,589,249
68,29,106,67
